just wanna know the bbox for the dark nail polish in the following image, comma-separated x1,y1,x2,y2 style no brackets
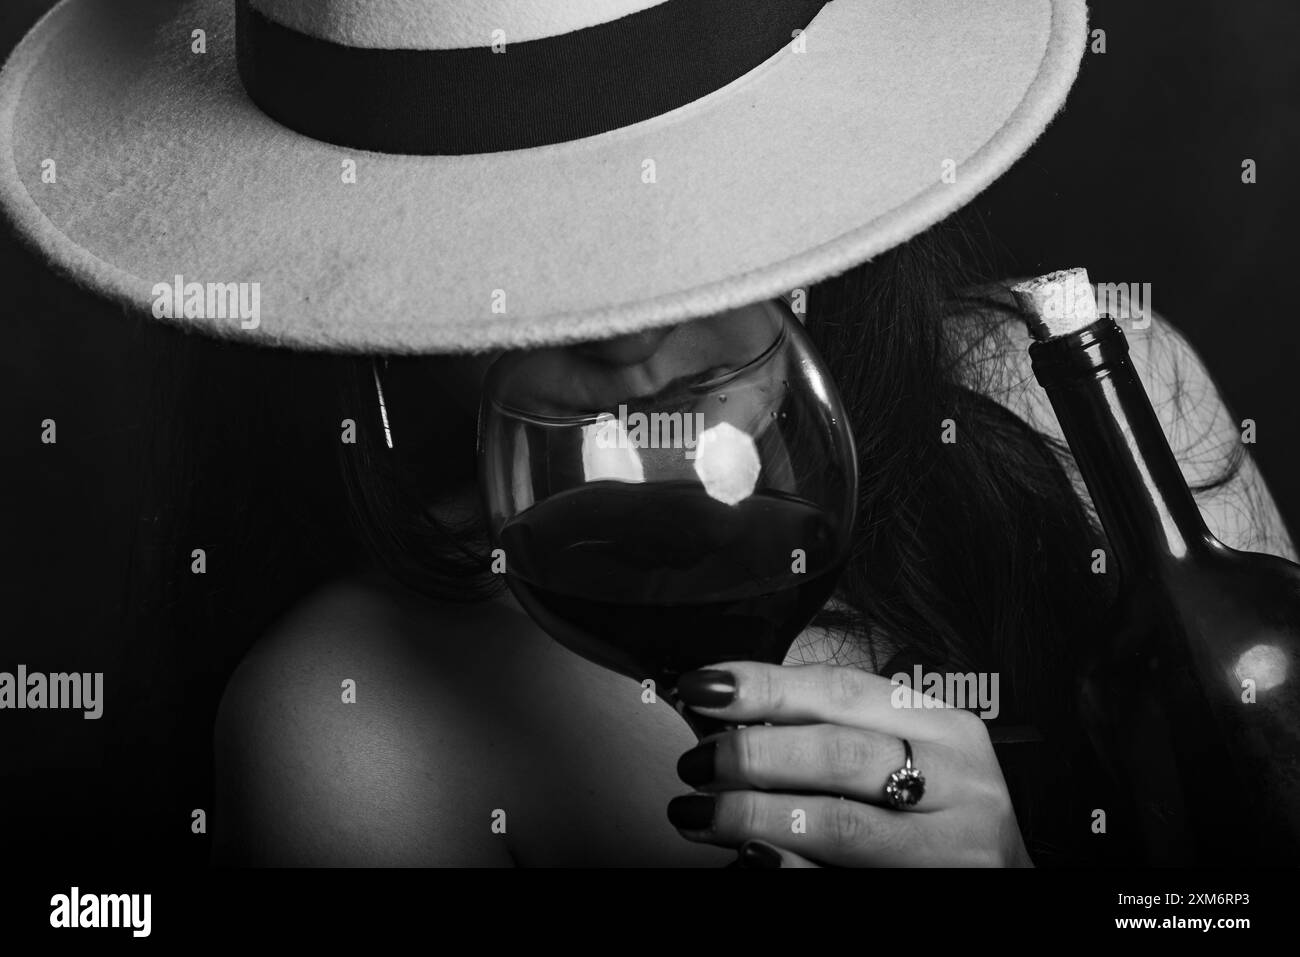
667,794,716,831
676,741,717,787
676,669,736,707
738,841,782,869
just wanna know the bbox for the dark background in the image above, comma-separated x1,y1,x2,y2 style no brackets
2,1,1297,863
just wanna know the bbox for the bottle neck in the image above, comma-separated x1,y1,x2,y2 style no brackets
1029,319,1216,571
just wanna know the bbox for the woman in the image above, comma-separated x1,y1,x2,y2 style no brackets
1,0,1293,866
195,230,1293,867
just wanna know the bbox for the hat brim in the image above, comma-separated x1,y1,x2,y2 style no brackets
0,0,1087,354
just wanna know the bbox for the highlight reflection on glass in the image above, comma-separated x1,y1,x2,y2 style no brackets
1233,642,1289,693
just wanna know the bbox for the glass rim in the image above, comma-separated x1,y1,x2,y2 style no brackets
482,298,793,426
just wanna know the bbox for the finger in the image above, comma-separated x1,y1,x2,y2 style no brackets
668,790,928,867
731,840,820,869
682,724,951,810
678,662,964,739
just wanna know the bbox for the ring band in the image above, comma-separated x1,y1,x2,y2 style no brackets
884,739,926,810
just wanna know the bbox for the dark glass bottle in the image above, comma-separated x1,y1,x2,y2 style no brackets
1020,273,1300,865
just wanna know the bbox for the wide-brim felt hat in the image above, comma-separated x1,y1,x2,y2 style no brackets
0,0,1088,354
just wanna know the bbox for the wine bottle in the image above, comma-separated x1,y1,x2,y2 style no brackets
1014,269,1300,866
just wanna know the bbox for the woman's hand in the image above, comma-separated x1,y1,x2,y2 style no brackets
668,662,1032,867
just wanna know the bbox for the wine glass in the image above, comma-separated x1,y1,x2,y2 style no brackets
477,298,857,738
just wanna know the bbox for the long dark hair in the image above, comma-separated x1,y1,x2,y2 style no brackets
120,210,1241,865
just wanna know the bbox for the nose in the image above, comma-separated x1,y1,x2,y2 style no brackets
573,325,677,367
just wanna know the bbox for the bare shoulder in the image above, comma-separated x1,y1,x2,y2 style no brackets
212,575,520,865
213,573,727,867
954,282,1298,560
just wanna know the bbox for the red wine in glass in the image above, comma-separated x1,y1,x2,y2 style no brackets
500,480,846,695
